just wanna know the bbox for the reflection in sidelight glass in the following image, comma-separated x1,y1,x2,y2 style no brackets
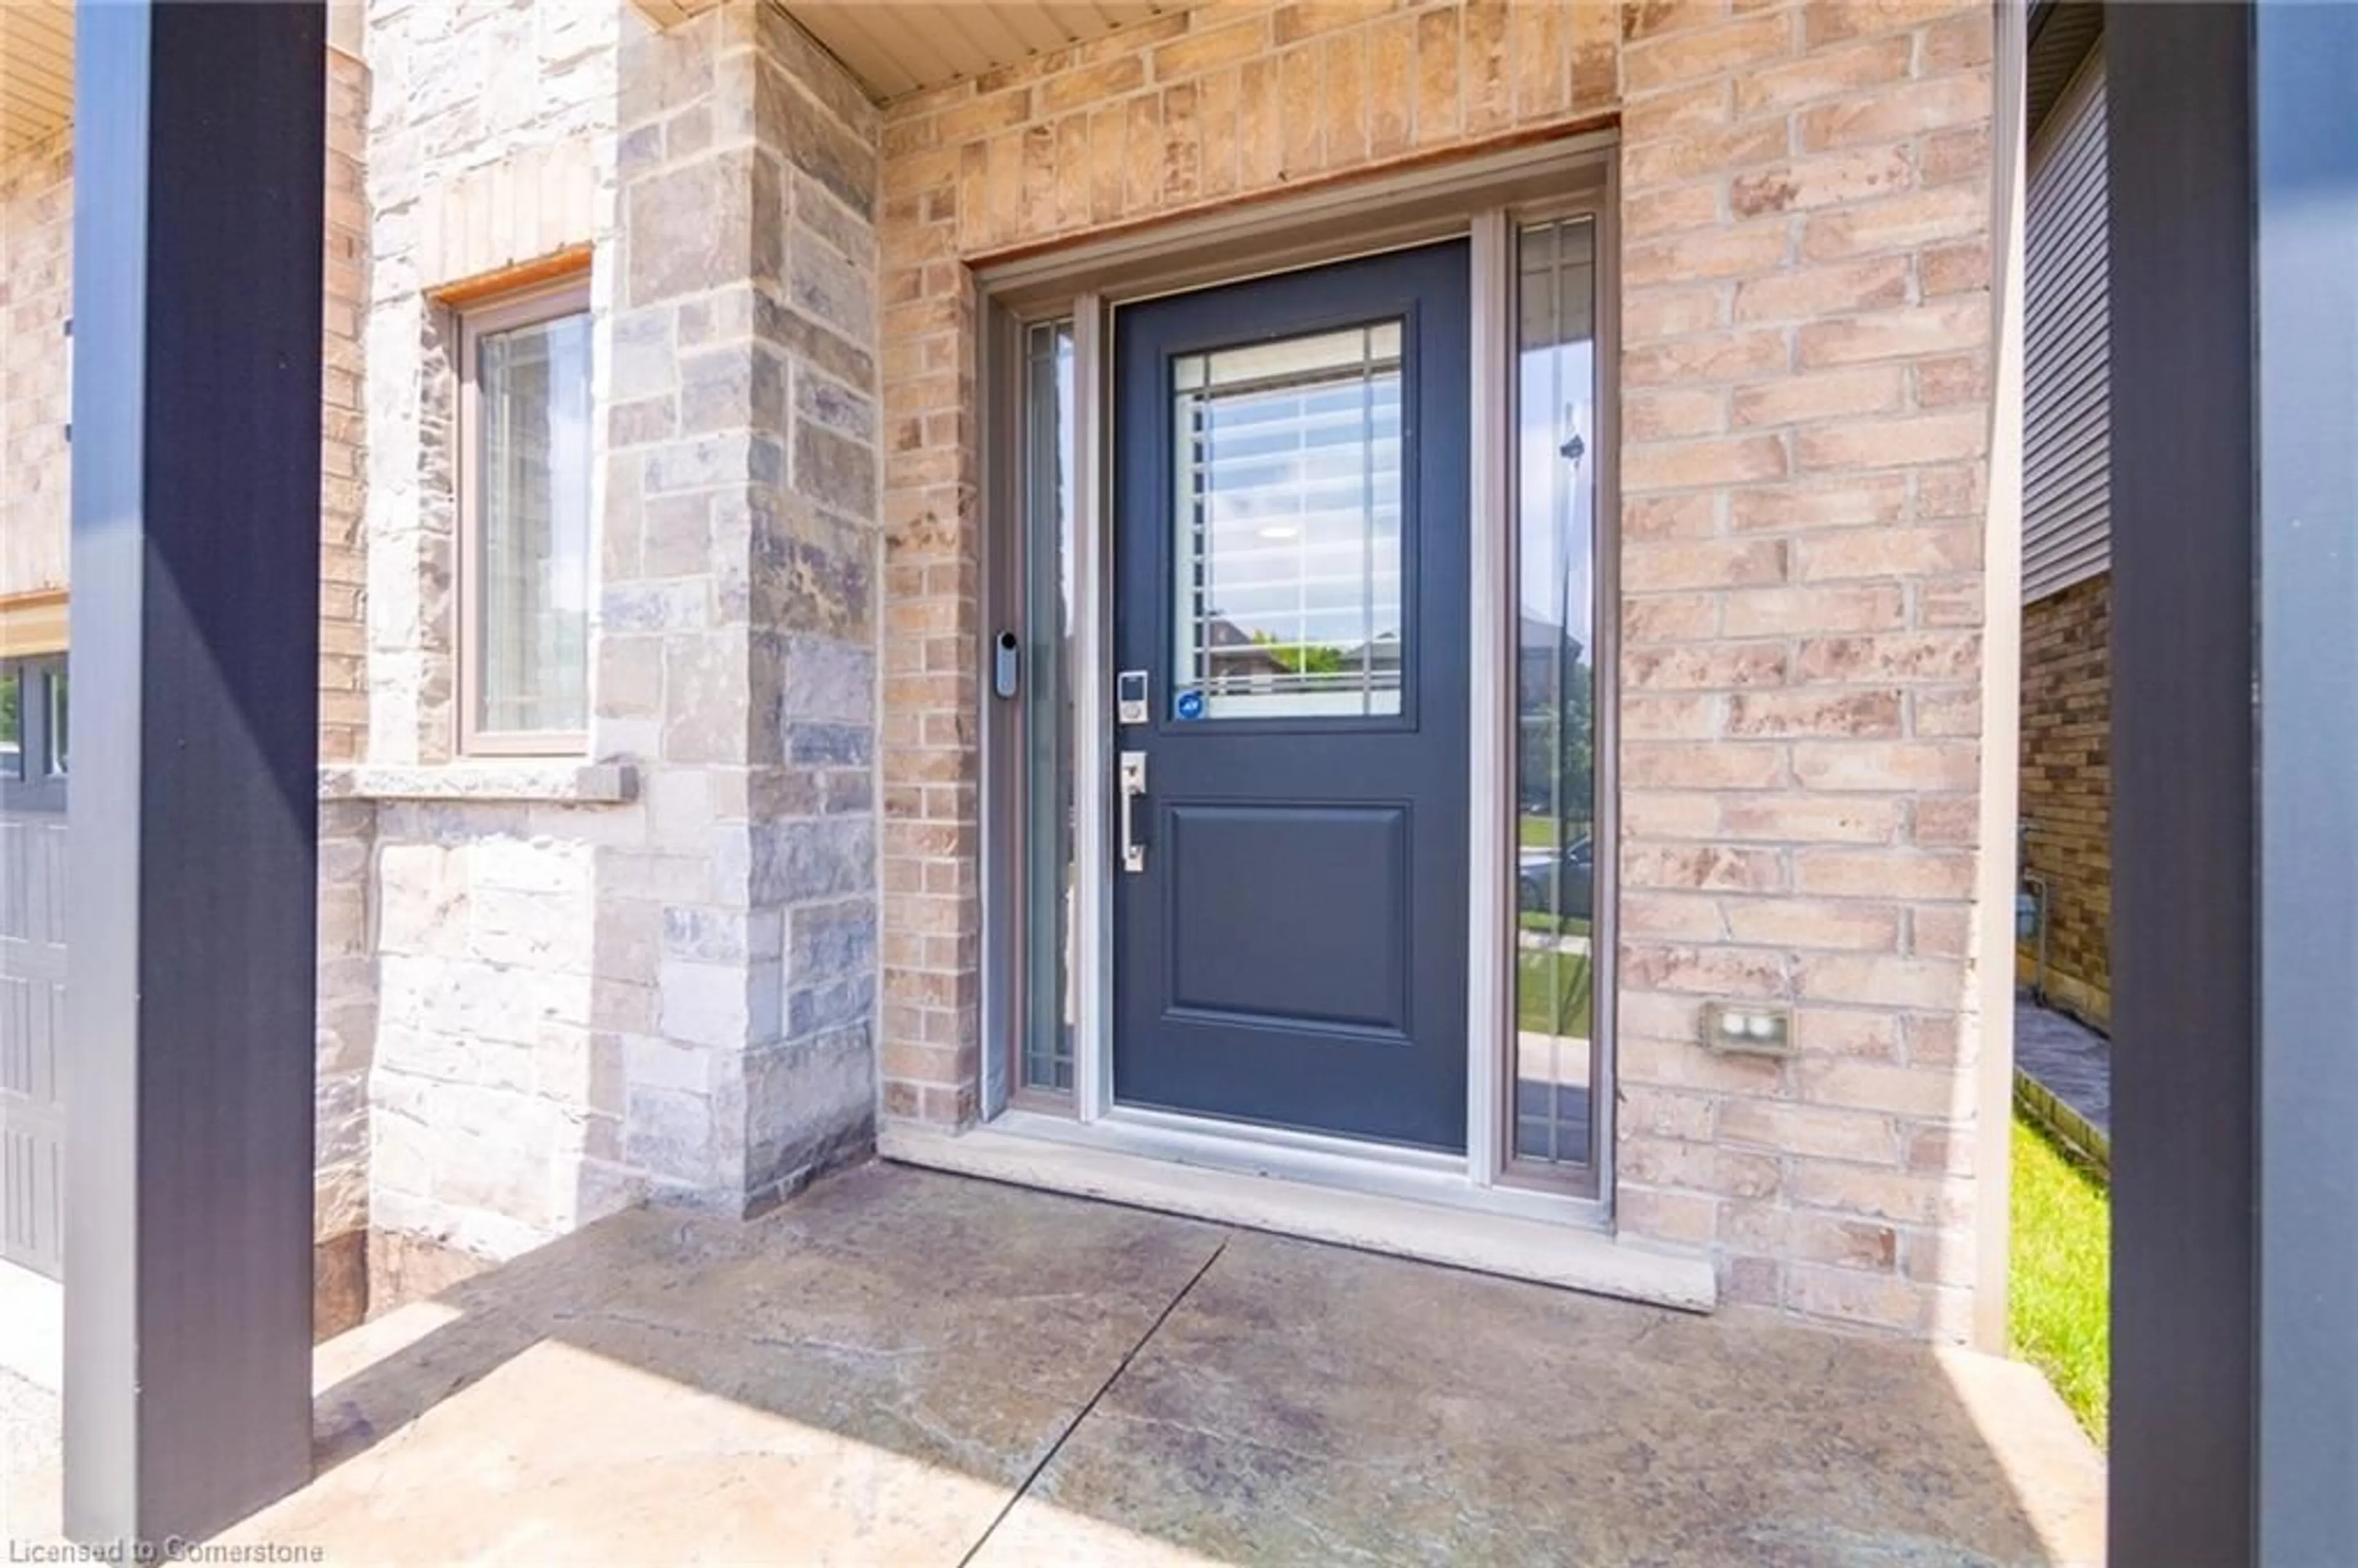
1021,320,1078,1093
1511,217,1600,1175
1170,322,1404,721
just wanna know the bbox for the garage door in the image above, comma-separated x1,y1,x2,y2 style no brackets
1,656,67,1279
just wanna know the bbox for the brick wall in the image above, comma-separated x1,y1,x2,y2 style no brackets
870,0,2003,1339
1613,0,1997,1338
0,75,367,753
314,45,379,1336
0,125,71,600
874,0,1621,1125
2017,571,2107,1027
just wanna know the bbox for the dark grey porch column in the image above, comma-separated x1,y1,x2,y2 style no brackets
65,0,325,1545
2111,2,2358,1561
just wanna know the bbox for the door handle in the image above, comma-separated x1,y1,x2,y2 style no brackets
1119,750,1148,874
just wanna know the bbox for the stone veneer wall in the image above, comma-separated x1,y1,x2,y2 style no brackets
357,0,631,1267
595,0,883,1218
356,0,883,1275
2016,570,2107,1028
873,0,2005,1340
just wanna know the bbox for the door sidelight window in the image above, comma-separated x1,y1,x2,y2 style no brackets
1020,319,1080,1094
1509,215,1602,1176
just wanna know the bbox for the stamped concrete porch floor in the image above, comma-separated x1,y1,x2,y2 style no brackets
15,1164,2103,1565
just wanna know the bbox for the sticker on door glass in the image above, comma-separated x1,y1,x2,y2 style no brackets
1173,689,1207,721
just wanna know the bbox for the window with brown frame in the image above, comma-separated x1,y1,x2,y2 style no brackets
456,278,594,755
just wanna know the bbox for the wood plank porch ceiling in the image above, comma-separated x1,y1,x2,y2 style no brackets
783,1,1172,102
1,3,1177,151
0,0,72,157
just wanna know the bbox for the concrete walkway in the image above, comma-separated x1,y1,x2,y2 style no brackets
4,1164,2104,1565
2015,994,2112,1166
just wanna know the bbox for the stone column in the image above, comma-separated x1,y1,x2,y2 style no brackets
597,0,882,1216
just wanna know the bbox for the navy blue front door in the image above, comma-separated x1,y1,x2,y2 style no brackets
1111,241,1472,1152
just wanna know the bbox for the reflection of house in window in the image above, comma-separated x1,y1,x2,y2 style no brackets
1199,615,1290,683
1517,613,1592,820
1340,630,1402,681
1518,613,1584,711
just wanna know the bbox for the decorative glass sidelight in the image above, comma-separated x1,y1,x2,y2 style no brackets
1169,323,1406,721
1021,320,1078,1093
1509,217,1601,1175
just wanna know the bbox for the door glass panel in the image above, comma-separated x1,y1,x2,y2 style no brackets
1511,217,1600,1174
1022,320,1078,1094
1170,322,1404,721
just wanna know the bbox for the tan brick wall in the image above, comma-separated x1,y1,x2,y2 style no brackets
1615,0,1996,1337
2,74,367,750
0,125,71,601
872,0,2001,1338
2017,571,2107,1027
315,46,381,1334
875,0,1621,1125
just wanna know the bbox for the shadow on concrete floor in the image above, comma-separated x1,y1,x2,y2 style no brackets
14,1163,2106,1565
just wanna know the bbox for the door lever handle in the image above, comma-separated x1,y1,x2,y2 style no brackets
1118,751,1148,874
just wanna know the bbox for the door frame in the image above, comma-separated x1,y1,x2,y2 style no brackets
978,133,1621,1222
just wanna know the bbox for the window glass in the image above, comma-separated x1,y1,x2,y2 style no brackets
1511,217,1600,1174
1170,322,1404,721
0,667,20,780
1022,320,1078,1094
473,303,592,741
44,667,66,778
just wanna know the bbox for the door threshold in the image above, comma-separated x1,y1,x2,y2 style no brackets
879,1116,1716,1314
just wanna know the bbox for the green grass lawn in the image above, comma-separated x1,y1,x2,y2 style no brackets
1514,947,1592,1038
2010,1116,2109,1446
1518,814,1559,848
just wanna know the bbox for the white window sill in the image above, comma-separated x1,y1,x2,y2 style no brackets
319,760,636,805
